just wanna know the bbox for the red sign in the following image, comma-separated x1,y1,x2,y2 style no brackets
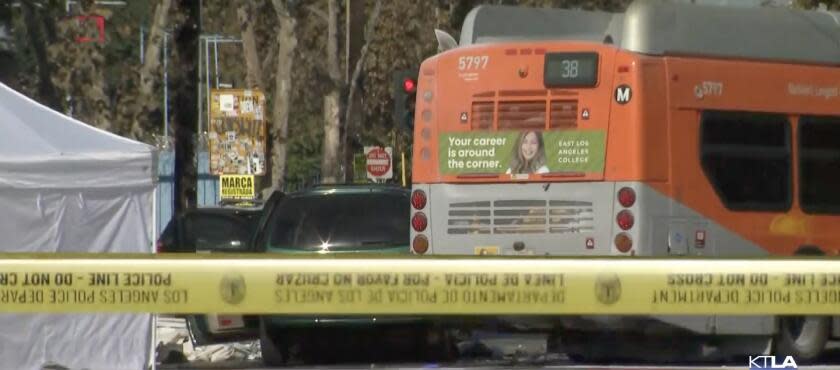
366,147,391,178
695,230,706,248
75,15,106,44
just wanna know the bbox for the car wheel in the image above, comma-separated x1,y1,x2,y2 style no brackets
774,315,829,362
421,325,458,363
260,320,287,366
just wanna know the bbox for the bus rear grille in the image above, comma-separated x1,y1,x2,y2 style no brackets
498,101,545,130
447,199,594,234
470,99,578,130
550,100,578,129
471,102,493,129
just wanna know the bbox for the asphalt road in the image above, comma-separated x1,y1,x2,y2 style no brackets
160,334,840,370
161,361,840,370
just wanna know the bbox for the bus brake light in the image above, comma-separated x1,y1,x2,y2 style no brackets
618,187,636,208
617,210,634,230
411,190,427,209
412,212,428,232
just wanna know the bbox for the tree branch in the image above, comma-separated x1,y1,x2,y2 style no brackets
307,4,328,23
325,0,341,83
20,1,61,110
237,0,263,89
261,41,277,79
343,0,383,147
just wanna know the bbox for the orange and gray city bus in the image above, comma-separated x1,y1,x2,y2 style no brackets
408,0,840,361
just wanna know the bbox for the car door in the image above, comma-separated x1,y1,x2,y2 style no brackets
182,210,261,346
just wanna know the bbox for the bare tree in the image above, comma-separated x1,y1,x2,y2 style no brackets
320,0,342,183
237,0,263,89
343,0,383,182
126,0,172,139
270,0,298,190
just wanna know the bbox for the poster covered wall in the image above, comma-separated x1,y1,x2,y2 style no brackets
208,89,267,175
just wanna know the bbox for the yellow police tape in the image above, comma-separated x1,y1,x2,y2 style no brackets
1,255,840,314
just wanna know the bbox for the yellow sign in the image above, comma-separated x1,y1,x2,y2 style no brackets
474,246,499,255
220,175,255,200
208,89,267,175
0,256,838,314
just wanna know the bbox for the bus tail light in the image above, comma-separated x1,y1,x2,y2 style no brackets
412,235,429,254
616,210,634,230
411,190,427,210
615,233,633,253
617,187,636,208
411,212,428,232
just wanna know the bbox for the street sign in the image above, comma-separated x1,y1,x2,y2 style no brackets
365,146,393,180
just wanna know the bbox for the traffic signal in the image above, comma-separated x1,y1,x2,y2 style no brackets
393,68,419,131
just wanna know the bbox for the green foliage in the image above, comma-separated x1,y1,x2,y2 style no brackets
285,112,325,190
6,11,39,94
795,0,840,9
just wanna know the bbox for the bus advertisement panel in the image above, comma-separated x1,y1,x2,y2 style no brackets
439,130,605,175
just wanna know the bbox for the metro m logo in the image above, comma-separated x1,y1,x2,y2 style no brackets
615,85,632,104
749,355,797,369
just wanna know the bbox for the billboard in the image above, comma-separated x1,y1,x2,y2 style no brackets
208,89,267,175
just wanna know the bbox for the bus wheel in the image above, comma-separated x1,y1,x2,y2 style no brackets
558,331,612,364
774,315,829,362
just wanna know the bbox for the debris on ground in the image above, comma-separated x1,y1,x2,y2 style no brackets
187,341,261,363
155,316,261,365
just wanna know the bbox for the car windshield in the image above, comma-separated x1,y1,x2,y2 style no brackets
266,192,409,250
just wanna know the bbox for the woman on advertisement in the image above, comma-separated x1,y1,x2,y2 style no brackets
506,130,549,175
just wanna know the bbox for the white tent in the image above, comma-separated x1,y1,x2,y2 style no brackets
0,83,156,370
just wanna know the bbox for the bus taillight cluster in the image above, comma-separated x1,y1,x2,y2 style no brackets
615,187,636,253
411,189,429,254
